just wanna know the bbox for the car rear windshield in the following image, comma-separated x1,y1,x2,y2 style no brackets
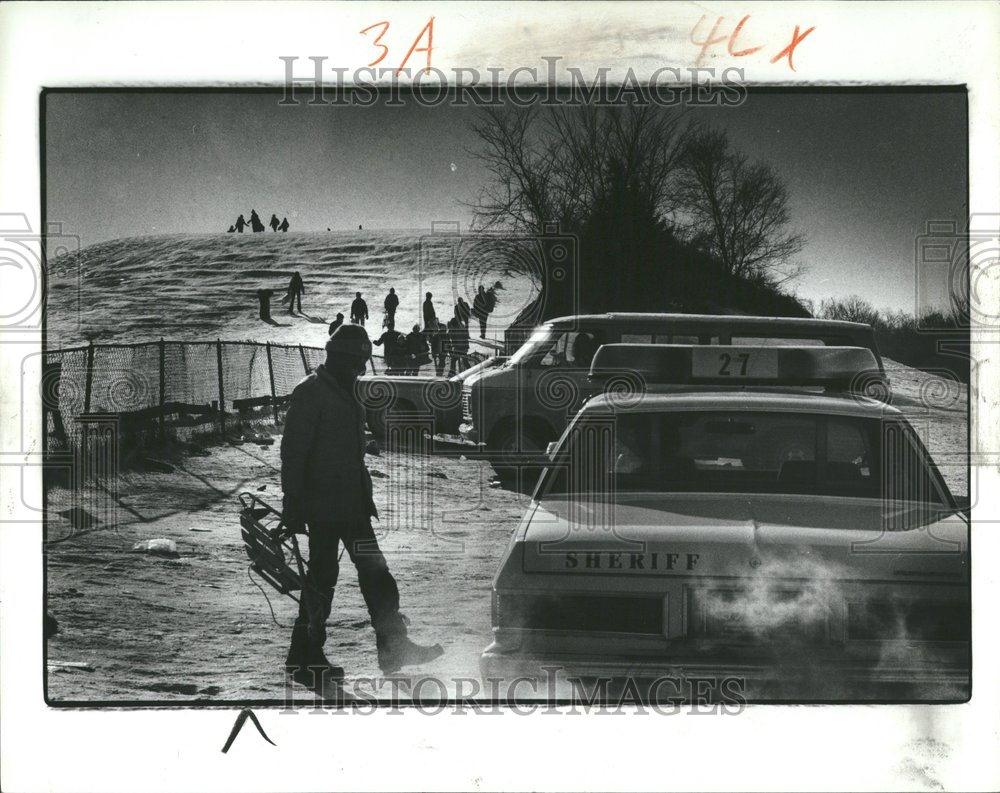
543,411,944,503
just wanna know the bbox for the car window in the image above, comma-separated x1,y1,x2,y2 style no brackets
882,421,943,507
542,411,928,501
539,331,602,368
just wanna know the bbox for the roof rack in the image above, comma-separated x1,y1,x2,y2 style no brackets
588,344,887,395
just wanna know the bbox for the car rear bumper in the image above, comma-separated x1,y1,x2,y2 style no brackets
479,646,970,702
459,422,483,445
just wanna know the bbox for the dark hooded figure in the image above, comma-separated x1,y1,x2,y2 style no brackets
279,217,290,232
249,209,265,233
270,214,280,232
328,313,344,336
235,214,248,233
286,271,305,314
383,288,399,330
281,324,443,689
350,292,369,325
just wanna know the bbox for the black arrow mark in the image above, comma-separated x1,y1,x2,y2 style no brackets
221,708,277,753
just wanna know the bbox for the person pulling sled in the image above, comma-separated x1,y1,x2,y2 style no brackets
280,324,443,689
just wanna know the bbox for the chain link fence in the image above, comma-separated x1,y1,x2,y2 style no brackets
43,340,333,450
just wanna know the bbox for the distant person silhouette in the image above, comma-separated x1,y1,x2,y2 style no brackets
249,209,265,233
472,285,490,339
227,225,236,233
351,292,369,326
286,271,305,314
427,319,447,376
328,313,345,336
422,292,436,329
446,312,470,375
383,288,399,330
270,214,280,232
235,214,248,233
358,224,363,230
279,217,290,232
456,297,471,328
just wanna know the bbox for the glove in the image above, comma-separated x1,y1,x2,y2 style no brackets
281,498,307,534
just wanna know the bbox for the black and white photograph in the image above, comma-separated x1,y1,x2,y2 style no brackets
2,2,998,792
41,86,971,704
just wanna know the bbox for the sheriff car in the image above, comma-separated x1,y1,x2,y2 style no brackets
480,344,969,702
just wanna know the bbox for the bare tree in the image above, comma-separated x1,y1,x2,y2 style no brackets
469,104,689,236
678,128,805,283
468,104,691,312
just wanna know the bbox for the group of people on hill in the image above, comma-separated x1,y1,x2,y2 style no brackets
324,282,503,376
252,271,503,375
229,209,289,233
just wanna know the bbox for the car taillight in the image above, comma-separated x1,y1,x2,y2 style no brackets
847,600,968,642
495,591,664,635
461,388,472,422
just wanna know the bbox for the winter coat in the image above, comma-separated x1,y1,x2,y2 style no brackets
351,298,369,321
280,364,377,525
447,317,469,354
405,330,430,363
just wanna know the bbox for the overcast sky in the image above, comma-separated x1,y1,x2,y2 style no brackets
45,89,966,313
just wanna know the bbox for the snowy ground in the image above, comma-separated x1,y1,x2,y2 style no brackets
45,358,968,703
46,441,529,702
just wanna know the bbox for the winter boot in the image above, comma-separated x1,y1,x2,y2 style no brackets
375,613,444,674
285,624,345,688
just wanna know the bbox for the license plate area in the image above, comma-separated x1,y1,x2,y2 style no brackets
686,587,829,642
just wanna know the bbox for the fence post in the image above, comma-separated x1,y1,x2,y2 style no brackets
299,344,310,374
83,340,95,413
265,342,279,424
158,338,166,440
216,339,226,434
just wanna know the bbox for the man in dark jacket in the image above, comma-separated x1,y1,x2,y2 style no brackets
280,325,442,689
351,292,369,326
383,288,399,330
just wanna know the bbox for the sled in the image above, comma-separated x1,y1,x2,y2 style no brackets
237,492,308,602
